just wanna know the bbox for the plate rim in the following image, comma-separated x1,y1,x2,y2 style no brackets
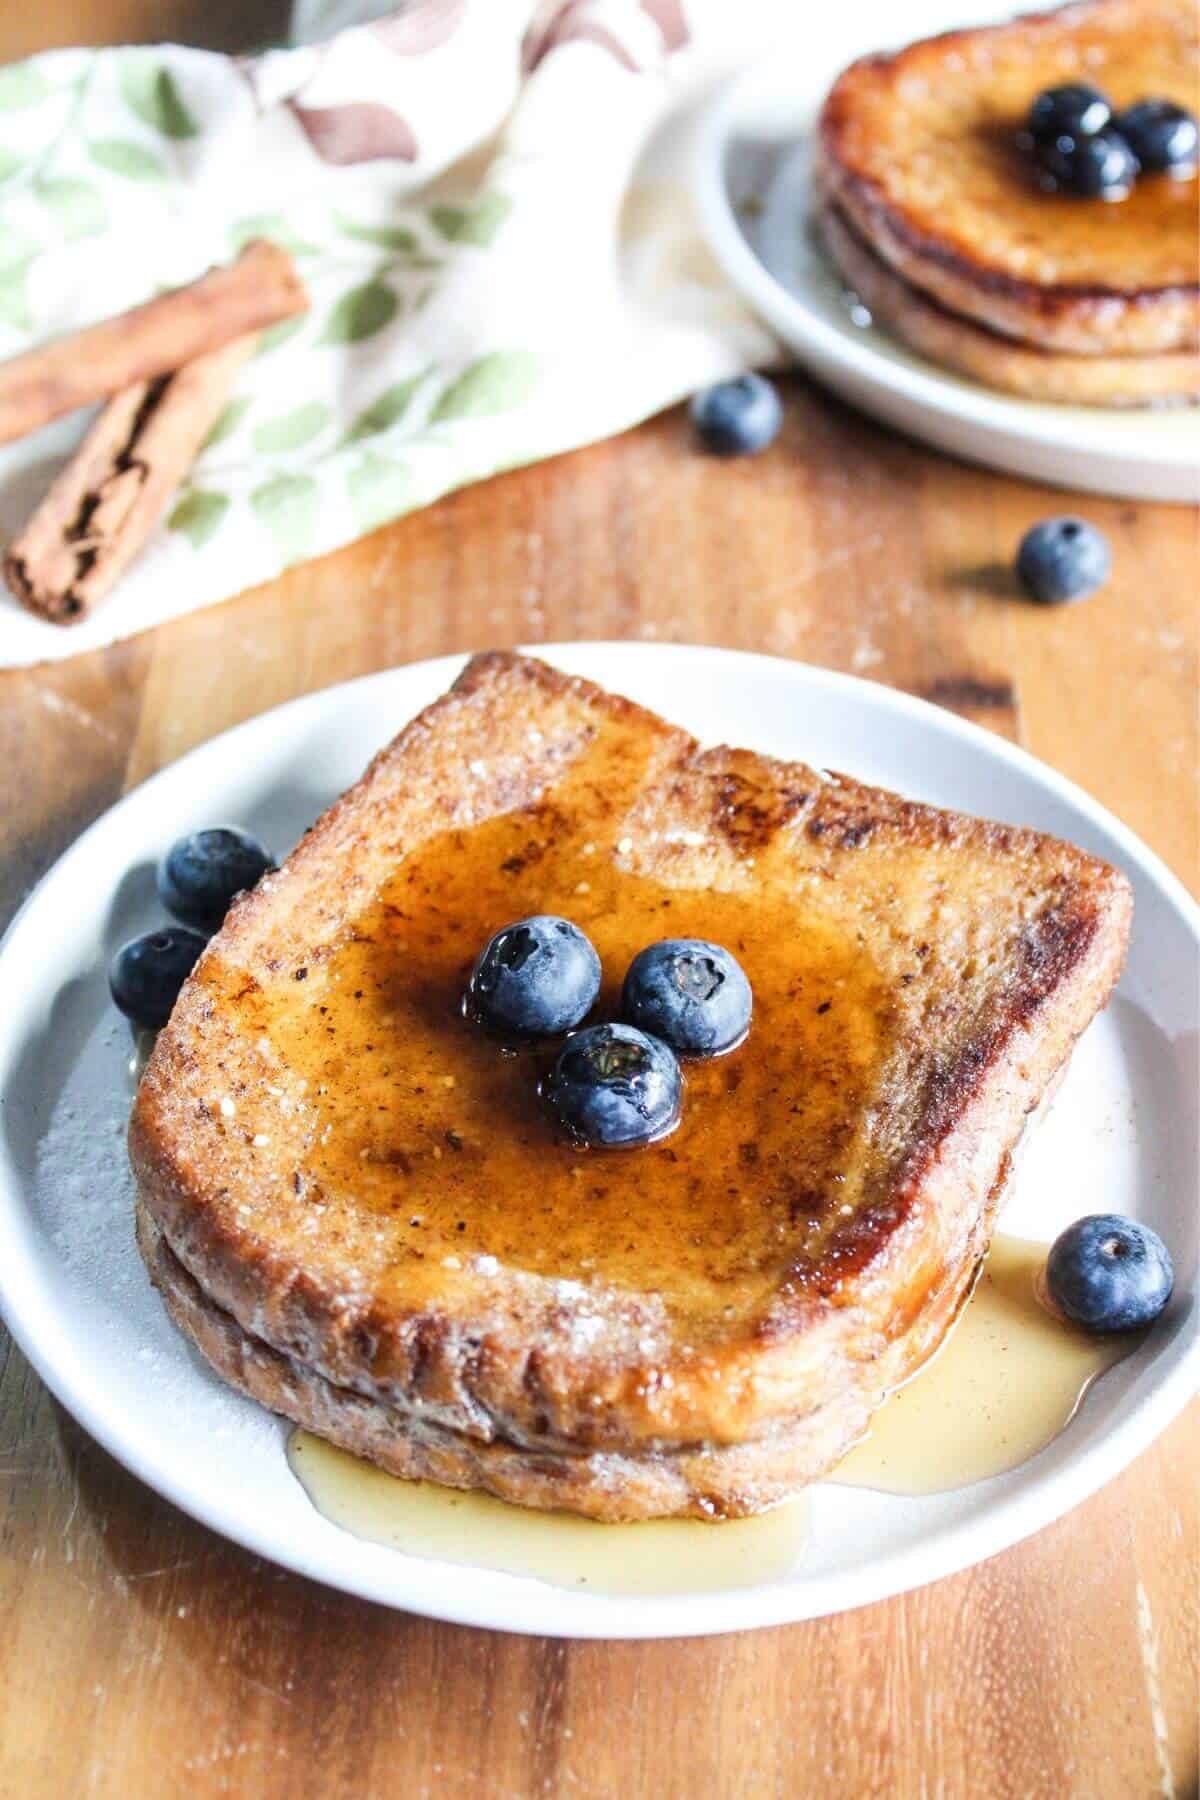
690,49,1200,503
0,641,1197,1639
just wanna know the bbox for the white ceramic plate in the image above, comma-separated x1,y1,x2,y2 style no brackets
693,7,1200,504
0,644,1196,1639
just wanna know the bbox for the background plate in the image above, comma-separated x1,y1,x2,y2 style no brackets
692,4,1200,504
0,644,1196,1638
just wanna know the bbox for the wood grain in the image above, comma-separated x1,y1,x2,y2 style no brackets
1,8,1197,1797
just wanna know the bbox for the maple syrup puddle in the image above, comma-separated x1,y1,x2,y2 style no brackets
831,1233,1139,1495
286,1433,811,1596
287,1233,1139,1588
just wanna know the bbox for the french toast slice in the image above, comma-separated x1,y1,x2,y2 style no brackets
818,202,1200,404
130,652,1131,1519
816,0,1200,357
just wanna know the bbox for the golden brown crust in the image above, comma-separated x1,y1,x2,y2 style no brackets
130,652,1132,1514
137,1200,860,1520
817,0,1200,355
818,202,1200,405
137,1175,1010,1521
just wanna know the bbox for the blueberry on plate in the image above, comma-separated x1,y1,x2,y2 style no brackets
690,374,782,457
466,915,601,1037
1033,124,1139,199
541,1022,682,1148
1117,99,1198,177
1045,1214,1174,1332
109,927,207,1030
621,938,752,1057
1025,83,1112,145
158,827,276,932
1016,517,1111,604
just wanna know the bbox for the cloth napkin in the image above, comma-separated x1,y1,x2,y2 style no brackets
0,0,782,668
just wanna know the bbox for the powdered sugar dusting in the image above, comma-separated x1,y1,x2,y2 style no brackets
23,1009,284,1462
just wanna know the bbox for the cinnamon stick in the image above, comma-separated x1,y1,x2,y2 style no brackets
4,333,258,623
0,240,307,448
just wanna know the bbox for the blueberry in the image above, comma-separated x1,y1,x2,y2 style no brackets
690,374,782,457
109,927,207,1030
466,915,600,1037
1016,517,1111,604
1045,1214,1174,1332
621,939,752,1057
541,1022,682,1148
1117,99,1198,177
1026,83,1112,145
158,827,275,932
1033,125,1139,198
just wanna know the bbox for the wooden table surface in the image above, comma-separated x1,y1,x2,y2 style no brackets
1,6,1197,1796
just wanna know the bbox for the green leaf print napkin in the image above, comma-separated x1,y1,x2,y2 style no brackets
0,1,779,665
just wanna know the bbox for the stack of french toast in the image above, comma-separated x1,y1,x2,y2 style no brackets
129,653,1132,1520
815,0,1199,406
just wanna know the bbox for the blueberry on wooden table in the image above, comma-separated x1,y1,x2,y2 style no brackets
690,375,782,457
157,827,276,932
110,928,207,1030
621,938,751,1056
1016,518,1111,604
541,1022,682,1148
466,915,601,1037
1046,1215,1174,1332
